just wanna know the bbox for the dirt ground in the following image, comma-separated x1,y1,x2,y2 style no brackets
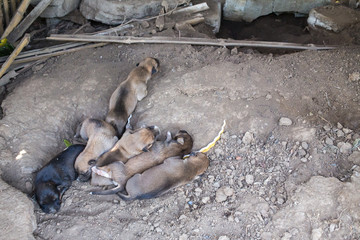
1,14,360,240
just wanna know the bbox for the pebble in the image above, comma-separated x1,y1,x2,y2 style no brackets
329,223,337,232
300,157,308,163
337,130,345,137
202,196,210,204
338,142,352,154
25,181,33,192
277,197,285,205
325,137,334,145
242,132,254,145
214,148,224,157
301,142,309,150
279,117,292,126
311,228,323,240
337,122,343,129
343,128,352,134
218,236,230,240
215,186,234,202
323,125,331,131
266,94,272,100
140,21,150,28
179,234,188,240
230,47,238,55
245,174,254,185
297,149,307,157
349,72,360,82
56,229,61,234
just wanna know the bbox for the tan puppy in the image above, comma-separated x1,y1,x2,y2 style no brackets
117,152,209,200
90,130,193,195
90,125,160,186
74,118,118,182
106,57,160,135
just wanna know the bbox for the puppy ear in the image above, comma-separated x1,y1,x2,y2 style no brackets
136,63,139,67
151,67,157,74
177,137,184,145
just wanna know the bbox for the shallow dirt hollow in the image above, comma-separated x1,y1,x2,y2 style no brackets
0,20,360,239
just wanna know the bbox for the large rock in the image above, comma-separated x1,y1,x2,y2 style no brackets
31,0,81,18
80,0,188,25
223,0,333,22
0,177,36,240
308,5,360,32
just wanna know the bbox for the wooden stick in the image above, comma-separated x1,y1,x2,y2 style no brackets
7,0,52,43
172,2,209,15
1,0,31,39
47,34,338,50
3,0,10,26
0,33,29,78
2,42,107,65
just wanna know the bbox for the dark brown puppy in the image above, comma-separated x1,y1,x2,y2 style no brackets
90,125,160,186
90,130,193,195
117,152,209,200
74,118,118,181
35,144,85,213
106,57,160,135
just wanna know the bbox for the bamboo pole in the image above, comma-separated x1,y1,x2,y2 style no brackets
1,0,31,39
3,0,10,26
7,0,52,43
0,33,29,78
47,34,338,51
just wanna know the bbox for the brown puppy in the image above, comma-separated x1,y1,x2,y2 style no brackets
117,152,209,200
90,125,160,186
74,118,118,182
106,57,160,135
90,130,193,195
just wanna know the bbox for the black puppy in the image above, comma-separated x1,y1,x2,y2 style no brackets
34,144,85,213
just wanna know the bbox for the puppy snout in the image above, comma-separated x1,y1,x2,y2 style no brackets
148,125,161,137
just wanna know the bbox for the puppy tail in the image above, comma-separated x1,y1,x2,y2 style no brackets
90,185,123,195
116,192,135,201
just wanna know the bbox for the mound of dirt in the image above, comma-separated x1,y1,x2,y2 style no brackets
0,43,359,239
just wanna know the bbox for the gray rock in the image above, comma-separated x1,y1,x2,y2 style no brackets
348,151,360,165
308,5,360,33
80,0,186,25
337,122,343,130
245,174,254,185
279,117,292,126
224,0,333,22
300,157,308,163
301,142,309,150
337,130,345,138
218,236,230,240
216,186,233,202
337,142,352,154
179,234,188,240
325,137,334,145
242,132,254,145
31,0,81,18
298,149,307,157
0,178,36,240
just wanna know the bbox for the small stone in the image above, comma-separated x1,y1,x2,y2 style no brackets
349,151,360,165
300,157,308,163
329,223,337,232
281,232,292,240
298,149,307,157
325,137,334,145
179,234,188,240
337,142,352,154
218,236,230,240
56,229,61,234
242,132,253,145
223,187,234,196
277,197,285,205
337,122,343,129
151,29,157,34
245,174,254,185
230,47,238,55
323,125,331,131
156,227,162,233
337,130,345,137
179,215,187,220
343,128,352,134
301,142,309,150
215,187,229,202
311,228,323,240
349,72,360,82
214,148,224,157
113,199,119,204
279,117,292,126
265,94,272,100
25,181,33,192
202,196,210,204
